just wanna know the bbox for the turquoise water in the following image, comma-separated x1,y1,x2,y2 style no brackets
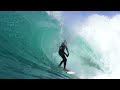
0,11,103,79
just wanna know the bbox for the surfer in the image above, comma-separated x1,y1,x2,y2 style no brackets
58,40,69,70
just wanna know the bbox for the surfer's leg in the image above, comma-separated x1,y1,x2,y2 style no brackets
63,55,67,69
59,52,64,67
59,60,64,67
64,60,67,69
59,54,64,67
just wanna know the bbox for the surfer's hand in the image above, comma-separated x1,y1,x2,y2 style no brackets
65,54,68,57
67,54,69,57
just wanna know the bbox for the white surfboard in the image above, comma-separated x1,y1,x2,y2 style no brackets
64,69,76,74
67,71,75,74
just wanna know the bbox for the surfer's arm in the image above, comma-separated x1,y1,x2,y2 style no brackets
66,46,69,56
63,51,68,57
63,52,67,56
66,46,69,54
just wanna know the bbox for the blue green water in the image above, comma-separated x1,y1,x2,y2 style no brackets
0,11,104,79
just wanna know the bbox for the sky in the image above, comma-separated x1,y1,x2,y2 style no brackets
63,11,120,27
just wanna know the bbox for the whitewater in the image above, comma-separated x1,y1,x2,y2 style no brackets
73,14,120,79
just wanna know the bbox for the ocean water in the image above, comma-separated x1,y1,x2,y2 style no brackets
0,11,105,79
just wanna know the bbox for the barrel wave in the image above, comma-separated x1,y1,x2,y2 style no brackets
0,11,79,79
0,11,106,79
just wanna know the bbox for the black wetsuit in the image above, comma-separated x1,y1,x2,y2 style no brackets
58,43,68,69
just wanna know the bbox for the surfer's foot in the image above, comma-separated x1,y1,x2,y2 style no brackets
64,68,68,71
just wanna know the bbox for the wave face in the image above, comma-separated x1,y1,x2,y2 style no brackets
0,11,106,79
0,11,79,79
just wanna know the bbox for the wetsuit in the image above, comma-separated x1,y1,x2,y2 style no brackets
58,43,69,69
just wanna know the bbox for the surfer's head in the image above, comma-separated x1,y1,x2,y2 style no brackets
63,40,67,45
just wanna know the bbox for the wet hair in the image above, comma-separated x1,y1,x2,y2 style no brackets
63,40,67,45
64,40,66,42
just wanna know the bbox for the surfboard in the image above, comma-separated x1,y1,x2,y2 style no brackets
59,67,76,74
67,71,75,74
64,69,76,74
